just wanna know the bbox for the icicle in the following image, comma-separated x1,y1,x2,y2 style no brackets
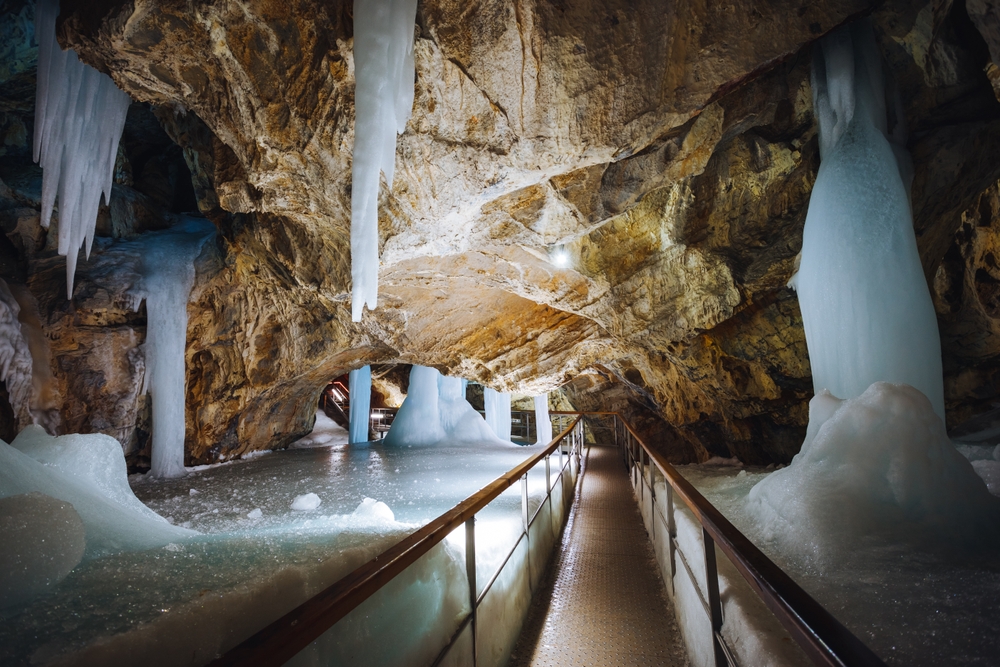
33,0,131,298
484,387,512,443
350,0,419,322
348,365,372,444
797,20,944,419
132,218,215,478
534,394,552,445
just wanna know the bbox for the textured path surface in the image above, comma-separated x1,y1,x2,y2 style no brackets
509,444,687,667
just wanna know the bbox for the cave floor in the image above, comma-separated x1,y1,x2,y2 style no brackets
510,444,687,666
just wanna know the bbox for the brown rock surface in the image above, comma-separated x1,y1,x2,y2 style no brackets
1,0,1000,465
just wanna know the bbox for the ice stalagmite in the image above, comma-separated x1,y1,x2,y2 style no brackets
484,387,512,443
33,0,131,297
350,0,419,322
747,22,1000,566
349,365,372,444
534,395,552,445
384,367,502,446
131,218,216,478
792,20,944,419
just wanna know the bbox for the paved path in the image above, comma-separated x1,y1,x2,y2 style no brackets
509,444,688,667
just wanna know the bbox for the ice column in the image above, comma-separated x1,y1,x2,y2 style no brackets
534,394,553,445
384,367,502,446
484,387,512,443
350,0,419,321
349,365,372,444
383,365,446,447
33,0,131,297
793,20,945,419
134,218,216,478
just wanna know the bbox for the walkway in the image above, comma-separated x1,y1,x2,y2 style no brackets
509,444,687,667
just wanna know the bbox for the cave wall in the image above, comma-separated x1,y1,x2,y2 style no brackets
2,0,1000,465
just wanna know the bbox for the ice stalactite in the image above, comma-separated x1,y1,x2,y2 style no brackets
534,394,552,445
350,0,419,322
747,22,1000,566
384,366,502,446
129,218,216,478
349,365,372,444
790,19,944,419
484,387,512,443
33,0,131,298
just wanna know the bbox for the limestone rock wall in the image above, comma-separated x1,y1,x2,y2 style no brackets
1,0,1000,465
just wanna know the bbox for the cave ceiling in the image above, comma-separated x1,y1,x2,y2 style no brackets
3,0,1000,465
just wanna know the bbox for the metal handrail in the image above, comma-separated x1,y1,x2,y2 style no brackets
209,416,584,667
602,412,888,667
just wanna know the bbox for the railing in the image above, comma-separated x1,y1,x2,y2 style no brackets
606,413,888,667
210,415,585,667
369,407,396,438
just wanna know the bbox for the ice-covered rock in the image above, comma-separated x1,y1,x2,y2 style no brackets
746,383,1000,567
352,497,395,522
291,493,322,511
0,427,195,559
0,492,85,610
0,279,33,426
972,460,1000,496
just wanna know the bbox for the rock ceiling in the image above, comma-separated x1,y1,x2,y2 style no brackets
3,0,1000,465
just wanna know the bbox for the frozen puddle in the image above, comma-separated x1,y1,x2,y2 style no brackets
677,465,1000,667
0,438,549,666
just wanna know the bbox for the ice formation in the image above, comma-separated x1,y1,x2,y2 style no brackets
534,394,552,445
0,279,33,426
791,21,945,419
291,411,350,449
129,217,216,478
484,386,512,442
747,384,999,566
350,0,419,321
747,22,999,570
349,365,372,444
291,493,322,511
384,366,505,446
0,426,194,567
33,0,131,297
0,492,85,610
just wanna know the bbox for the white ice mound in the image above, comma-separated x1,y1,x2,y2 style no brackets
353,497,395,522
746,383,1000,567
0,426,196,558
384,366,506,447
291,493,322,511
0,492,85,610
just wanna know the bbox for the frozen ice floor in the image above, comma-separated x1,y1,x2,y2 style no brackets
0,436,549,666
679,465,1000,666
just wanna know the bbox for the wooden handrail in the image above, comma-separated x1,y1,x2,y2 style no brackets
610,414,886,667
209,417,582,667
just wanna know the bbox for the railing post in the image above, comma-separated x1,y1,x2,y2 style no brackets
465,517,478,667
545,454,551,493
703,527,726,667
522,473,532,589
666,484,677,594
